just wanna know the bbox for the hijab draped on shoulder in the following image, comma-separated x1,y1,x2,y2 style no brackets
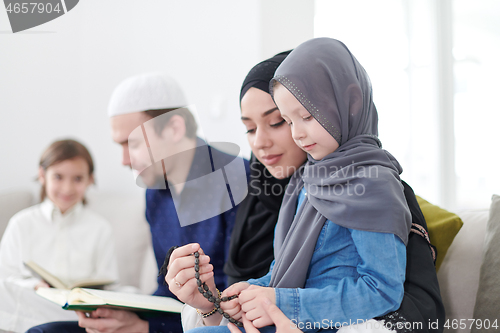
223,51,292,283
268,38,412,288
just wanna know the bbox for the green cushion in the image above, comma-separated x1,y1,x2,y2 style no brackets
416,196,464,271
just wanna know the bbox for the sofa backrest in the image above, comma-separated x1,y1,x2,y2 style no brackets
85,190,157,294
0,189,34,241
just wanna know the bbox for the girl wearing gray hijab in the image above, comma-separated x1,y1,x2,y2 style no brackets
212,38,413,333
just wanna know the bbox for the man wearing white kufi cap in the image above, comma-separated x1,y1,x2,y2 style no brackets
108,73,201,190
28,73,249,333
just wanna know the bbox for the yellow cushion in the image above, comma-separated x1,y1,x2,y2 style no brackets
416,196,464,271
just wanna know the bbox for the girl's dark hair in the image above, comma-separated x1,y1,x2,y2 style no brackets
39,139,94,204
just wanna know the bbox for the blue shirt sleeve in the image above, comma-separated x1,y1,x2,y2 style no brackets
275,229,406,328
247,260,274,287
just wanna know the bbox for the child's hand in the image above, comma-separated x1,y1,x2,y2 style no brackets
34,280,50,290
239,285,276,328
165,243,216,313
220,282,250,320
228,298,302,333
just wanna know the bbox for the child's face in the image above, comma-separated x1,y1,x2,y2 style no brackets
273,83,339,160
241,87,307,179
39,157,93,214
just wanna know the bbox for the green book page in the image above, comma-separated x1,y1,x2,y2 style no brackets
36,287,184,314
67,288,184,313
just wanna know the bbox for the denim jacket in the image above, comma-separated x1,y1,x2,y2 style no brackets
248,187,406,331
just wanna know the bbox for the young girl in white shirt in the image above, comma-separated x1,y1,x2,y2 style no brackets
0,139,119,332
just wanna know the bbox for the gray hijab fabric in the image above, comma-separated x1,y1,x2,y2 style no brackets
268,38,411,288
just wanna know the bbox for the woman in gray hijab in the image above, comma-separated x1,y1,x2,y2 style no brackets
213,37,413,333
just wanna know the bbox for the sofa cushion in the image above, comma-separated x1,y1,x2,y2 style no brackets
416,196,463,270
471,195,500,332
437,208,488,331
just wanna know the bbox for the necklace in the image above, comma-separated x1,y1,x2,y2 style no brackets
194,251,243,327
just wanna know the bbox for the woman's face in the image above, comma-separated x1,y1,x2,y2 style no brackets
241,87,306,179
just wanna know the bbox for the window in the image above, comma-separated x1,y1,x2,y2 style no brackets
315,0,498,210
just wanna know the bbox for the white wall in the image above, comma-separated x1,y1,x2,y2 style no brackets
0,0,314,198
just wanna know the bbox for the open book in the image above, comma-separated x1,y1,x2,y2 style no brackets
36,287,184,313
24,261,115,290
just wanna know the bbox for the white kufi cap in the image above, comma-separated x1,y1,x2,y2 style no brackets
108,73,188,117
